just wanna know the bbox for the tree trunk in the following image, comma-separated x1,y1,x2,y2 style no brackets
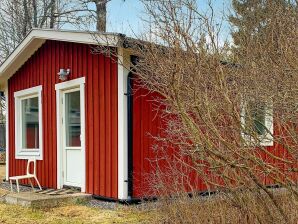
94,0,107,32
22,0,31,36
49,0,56,28
32,0,38,27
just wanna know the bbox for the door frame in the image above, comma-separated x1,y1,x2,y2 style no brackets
55,77,86,192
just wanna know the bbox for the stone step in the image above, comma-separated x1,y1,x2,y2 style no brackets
4,191,92,208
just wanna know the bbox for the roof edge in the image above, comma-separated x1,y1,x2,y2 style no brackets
0,29,125,83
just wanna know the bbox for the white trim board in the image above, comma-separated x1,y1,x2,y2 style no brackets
14,85,42,98
117,48,130,200
55,77,86,91
55,77,86,192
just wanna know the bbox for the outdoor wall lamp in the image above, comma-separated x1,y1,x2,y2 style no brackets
58,68,70,81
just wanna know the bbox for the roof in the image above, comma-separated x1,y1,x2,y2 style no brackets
0,29,125,84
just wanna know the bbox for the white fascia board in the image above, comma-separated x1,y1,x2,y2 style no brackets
33,29,121,46
0,29,121,84
0,38,45,83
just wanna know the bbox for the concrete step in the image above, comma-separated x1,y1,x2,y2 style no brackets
4,191,92,208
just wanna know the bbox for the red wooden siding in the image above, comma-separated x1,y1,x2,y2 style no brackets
132,85,166,198
26,126,39,149
8,40,118,199
132,82,295,198
132,85,199,198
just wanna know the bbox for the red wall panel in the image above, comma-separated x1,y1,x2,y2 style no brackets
132,85,165,198
132,82,294,198
8,40,118,199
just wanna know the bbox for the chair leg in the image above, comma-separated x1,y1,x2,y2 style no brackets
16,180,20,193
10,180,13,192
34,176,42,190
29,178,34,191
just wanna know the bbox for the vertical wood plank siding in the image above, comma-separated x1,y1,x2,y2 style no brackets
8,40,118,199
132,85,165,198
132,82,292,198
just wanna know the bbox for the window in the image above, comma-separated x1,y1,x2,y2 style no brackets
65,90,81,147
14,86,43,160
241,100,273,146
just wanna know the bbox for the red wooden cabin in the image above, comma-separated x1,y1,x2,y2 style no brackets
0,29,294,201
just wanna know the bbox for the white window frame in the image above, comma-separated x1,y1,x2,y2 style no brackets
14,85,43,160
241,100,273,147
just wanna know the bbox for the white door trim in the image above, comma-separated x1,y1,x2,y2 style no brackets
55,77,86,192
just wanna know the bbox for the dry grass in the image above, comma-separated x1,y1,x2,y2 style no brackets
151,191,298,224
0,165,5,182
0,165,7,198
0,202,154,224
1,162,297,223
0,165,152,223
0,202,153,224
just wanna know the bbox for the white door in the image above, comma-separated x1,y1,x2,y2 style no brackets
61,88,83,188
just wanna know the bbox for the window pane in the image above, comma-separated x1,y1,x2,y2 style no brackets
247,102,266,136
65,91,81,147
252,105,266,135
22,97,39,149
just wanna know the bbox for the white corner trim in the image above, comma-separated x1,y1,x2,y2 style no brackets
14,85,43,160
55,77,86,193
118,48,129,200
4,82,9,180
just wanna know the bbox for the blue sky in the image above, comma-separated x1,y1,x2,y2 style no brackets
106,0,232,38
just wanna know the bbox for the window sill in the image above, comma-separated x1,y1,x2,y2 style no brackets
16,149,42,160
242,134,274,147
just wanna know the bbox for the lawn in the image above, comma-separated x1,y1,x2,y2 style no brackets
0,201,151,224
0,165,152,224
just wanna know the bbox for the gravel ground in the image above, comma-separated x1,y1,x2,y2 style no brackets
87,199,119,210
0,165,158,211
0,180,158,211
0,181,36,192
0,181,130,210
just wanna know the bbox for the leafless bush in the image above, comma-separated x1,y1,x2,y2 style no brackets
152,190,298,224
126,0,298,223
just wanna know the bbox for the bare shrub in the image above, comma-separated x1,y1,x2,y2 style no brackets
126,0,298,223
152,190,298,224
